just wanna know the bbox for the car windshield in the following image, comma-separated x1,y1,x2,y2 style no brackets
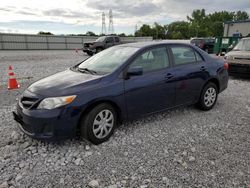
233,39,250,51
205,39,215,43
95,36,106,42
78,46,139,74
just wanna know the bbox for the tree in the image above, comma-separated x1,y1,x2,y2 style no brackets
38,31,53,35
152,22,166,39
118,33,126,37
234,11,249,21
86,31,96,36
135,24,153,37
187,9,249,37
166,21,190,39
135,9,249,39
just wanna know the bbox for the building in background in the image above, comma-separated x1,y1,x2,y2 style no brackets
224,20,250,37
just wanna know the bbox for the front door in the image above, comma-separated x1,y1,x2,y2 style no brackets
105,37,114,48
124,46,176,119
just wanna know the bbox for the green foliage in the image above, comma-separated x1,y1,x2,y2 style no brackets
86,31,96,36
118,33,126,37
38,31,53,35
135,9,249,39
166,21,190,39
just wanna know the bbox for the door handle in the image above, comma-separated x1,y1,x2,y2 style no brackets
200,66,206,71
165,73,174,80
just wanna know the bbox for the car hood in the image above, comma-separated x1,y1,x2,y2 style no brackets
226,50,250,58
27,69,102,96
84,41,101,45
84,41,95,45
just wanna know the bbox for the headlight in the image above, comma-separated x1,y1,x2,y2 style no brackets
37,95,76,110
224,55,234,60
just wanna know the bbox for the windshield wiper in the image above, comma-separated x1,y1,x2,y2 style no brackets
77,67,97,75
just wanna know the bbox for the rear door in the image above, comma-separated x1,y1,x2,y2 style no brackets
124,46,176,118
168,45,207,105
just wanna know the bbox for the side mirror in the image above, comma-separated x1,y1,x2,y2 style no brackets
127,66,143,77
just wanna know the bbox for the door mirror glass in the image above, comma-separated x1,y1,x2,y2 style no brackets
127,66,143,76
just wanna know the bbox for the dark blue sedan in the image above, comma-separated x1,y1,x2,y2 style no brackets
13,42,229,144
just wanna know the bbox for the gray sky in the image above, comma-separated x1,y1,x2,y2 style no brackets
0,0,249,35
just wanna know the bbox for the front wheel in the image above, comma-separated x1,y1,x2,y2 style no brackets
96,48,103,53
87,51,93,56
197,82,218,111
80,103,117,145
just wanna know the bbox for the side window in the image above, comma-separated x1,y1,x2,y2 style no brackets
106,37,114,43
195,51,203,62
115,37,120,43
170,46,197,65
129,47,169,73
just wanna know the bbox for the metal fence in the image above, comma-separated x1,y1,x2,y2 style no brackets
0,33,153,50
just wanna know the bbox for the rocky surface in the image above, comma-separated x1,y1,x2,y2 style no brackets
0,50,249,187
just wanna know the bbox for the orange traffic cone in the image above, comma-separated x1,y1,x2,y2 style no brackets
8,65,20,90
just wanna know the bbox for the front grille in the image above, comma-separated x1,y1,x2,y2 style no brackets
21,96,39,109
229,64,250,74
234,57,250,61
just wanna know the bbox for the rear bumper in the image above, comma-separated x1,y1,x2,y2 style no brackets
13,103,81,141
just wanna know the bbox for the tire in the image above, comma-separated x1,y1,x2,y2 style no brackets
87,51,93,56
197,82,218,111
96,48,103,53
80,103,117,145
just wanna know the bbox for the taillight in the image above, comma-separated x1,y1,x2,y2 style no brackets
224,62,229,70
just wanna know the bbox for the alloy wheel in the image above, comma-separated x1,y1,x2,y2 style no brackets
92,109,114,139
204,87,217,107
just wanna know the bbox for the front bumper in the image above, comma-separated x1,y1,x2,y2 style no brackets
82,47,96,54
13,102,81,141
228,62,250,78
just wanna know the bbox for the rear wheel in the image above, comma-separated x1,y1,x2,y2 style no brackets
197,82,218,111
80,103,117,145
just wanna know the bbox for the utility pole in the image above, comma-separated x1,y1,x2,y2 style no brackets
101,12,106,35
108,9,114,34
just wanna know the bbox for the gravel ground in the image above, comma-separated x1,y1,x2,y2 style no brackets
0,50,249,188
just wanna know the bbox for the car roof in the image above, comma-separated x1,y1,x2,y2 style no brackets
118,41,192,49
117,40,213,62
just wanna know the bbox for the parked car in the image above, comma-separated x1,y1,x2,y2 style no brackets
13,42,229,144
190,38,215,53
224,37,250,77
83,36,121,56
